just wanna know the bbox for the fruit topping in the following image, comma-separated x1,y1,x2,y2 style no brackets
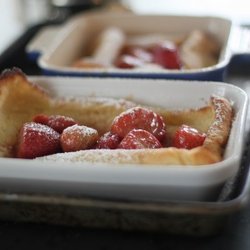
60,125,99,152
115,55,144,69
118,129,162,149
172,124,206,149
111,107,166,142
121,45,153,62
95,132,121,149
17,122,61,159
115,45,155,69
33,114,77,133
16,110,208,159
151,41,182,69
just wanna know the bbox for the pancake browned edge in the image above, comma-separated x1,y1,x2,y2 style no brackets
0,68,233,166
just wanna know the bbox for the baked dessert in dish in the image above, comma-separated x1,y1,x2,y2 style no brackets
0,68,233,166
0,68,135,158
72,27,221,70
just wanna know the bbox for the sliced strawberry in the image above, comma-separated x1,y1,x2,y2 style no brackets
172,124,206,149
33,114,77,133
118,129,162,149
152,40,182,69
32,114,49,125
95,132,121,149
115,55,144,69
121,45,153,63
17,122,61,159
60,125,99,152
111,107,166,142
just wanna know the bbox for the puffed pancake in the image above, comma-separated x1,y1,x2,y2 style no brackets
0,68,135,157
72,28,220,70
0,68,233,166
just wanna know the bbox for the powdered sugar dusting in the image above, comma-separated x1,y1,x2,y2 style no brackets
24,122,60,140
61,125,99,151
36,149,135,164
54,96,136,110
63,124,97,137
204,95,233,149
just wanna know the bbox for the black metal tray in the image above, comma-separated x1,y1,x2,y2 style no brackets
0,22,250,237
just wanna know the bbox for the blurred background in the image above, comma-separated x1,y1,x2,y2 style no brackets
1,0,250,54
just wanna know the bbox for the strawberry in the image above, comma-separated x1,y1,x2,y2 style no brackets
60,125,99,152
121,45,153,63
111,107,166,142
32,114,49,125
33,114,77,133
152,40,182,69
172,124,206,149
17,122,61,159
118,129,162,149
95,132,121,149
115,55,143,69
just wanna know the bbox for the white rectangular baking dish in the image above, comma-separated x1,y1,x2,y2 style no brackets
0,77,247,202
26,11,250,81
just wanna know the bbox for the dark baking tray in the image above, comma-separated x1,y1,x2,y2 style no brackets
0,22,250,237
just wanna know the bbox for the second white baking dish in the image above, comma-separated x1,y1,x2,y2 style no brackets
26,11,250,80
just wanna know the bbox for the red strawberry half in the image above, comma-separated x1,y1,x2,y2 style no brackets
118,129,162,149
17,122,61,159
172,124,206,149
33,114,77,133
111,107,166,142
60,125,99,152
95,132,121,149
